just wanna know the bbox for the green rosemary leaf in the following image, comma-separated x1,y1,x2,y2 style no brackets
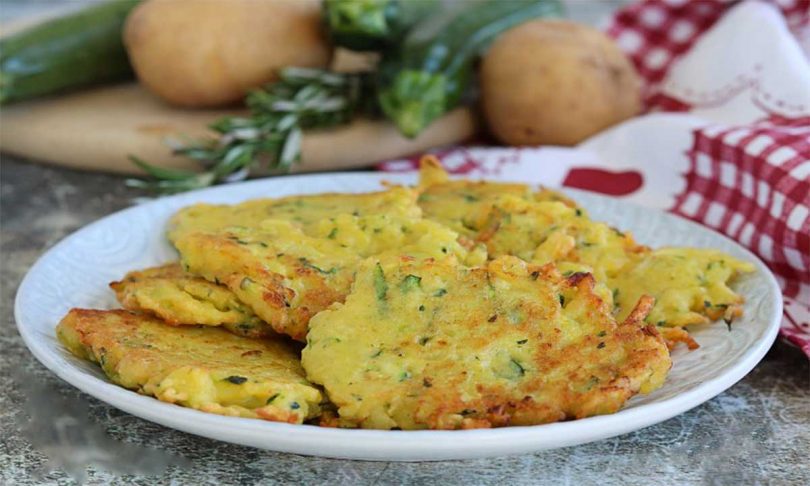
215,145,255,177
279,127,302,170
129,156,197,181
126,172,215,194
276,113,298,132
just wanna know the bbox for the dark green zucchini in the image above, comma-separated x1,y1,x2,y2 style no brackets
377,0,563,138
0,0,138,104
323,0,438,51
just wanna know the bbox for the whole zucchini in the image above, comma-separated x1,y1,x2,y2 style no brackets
0,0,138,104
323,0,438,51
377,0,563,138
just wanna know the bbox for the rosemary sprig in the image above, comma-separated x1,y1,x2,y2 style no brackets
127,67,371,194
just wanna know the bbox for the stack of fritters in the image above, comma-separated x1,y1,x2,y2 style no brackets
416,158,754,349
58,156,754,429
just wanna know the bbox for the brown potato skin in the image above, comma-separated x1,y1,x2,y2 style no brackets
481,20,642,146
124,0,331,108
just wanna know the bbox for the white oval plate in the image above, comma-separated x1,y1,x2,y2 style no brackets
15,172,782,461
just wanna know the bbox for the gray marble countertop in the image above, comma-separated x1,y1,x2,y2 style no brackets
1,157,809,485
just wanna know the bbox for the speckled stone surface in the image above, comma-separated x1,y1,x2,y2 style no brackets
1,157,809,485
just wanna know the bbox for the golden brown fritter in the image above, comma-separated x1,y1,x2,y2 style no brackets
415,156,634,283
416,159,531,237
167,186,421,243
473,195,645,282
415,156,577,239
110,263,274,338
174,214,477,341
609,248,755,328
57,309,322,423
175,222,355,342
302,256,671,430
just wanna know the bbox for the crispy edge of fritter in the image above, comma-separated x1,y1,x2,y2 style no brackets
416,155,450,190
109,263,276,338
57,308,322,424
174,232,351,342
610,248,755,332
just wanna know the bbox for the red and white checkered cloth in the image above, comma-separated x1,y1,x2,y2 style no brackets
379,0,810,356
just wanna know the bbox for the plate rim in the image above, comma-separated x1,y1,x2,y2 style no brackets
14,171,783,461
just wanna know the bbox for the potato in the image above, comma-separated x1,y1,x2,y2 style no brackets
481,20,642,146
124,0,331,108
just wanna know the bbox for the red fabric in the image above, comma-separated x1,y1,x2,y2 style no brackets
673,118,810,353
562,168,644,196
607,0,728,110
673,119,810,297
607,0,810,111
609,0,810,354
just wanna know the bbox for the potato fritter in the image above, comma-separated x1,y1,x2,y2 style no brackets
302,256,671,430
175,214,478,341
609,248,755,328
57,309,322,423
168,186,420,243
175,222,355,342
474,195,645,282
110,263,275,338
416,156,578,239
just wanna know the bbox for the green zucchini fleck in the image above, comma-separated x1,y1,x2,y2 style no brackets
400,274,422,292
509,359,526,378
374,263,388,301
299,257,337,275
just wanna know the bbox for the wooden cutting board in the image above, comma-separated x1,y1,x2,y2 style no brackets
0,83,477,175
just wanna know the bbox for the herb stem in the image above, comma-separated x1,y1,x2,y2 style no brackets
128,68,373,194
